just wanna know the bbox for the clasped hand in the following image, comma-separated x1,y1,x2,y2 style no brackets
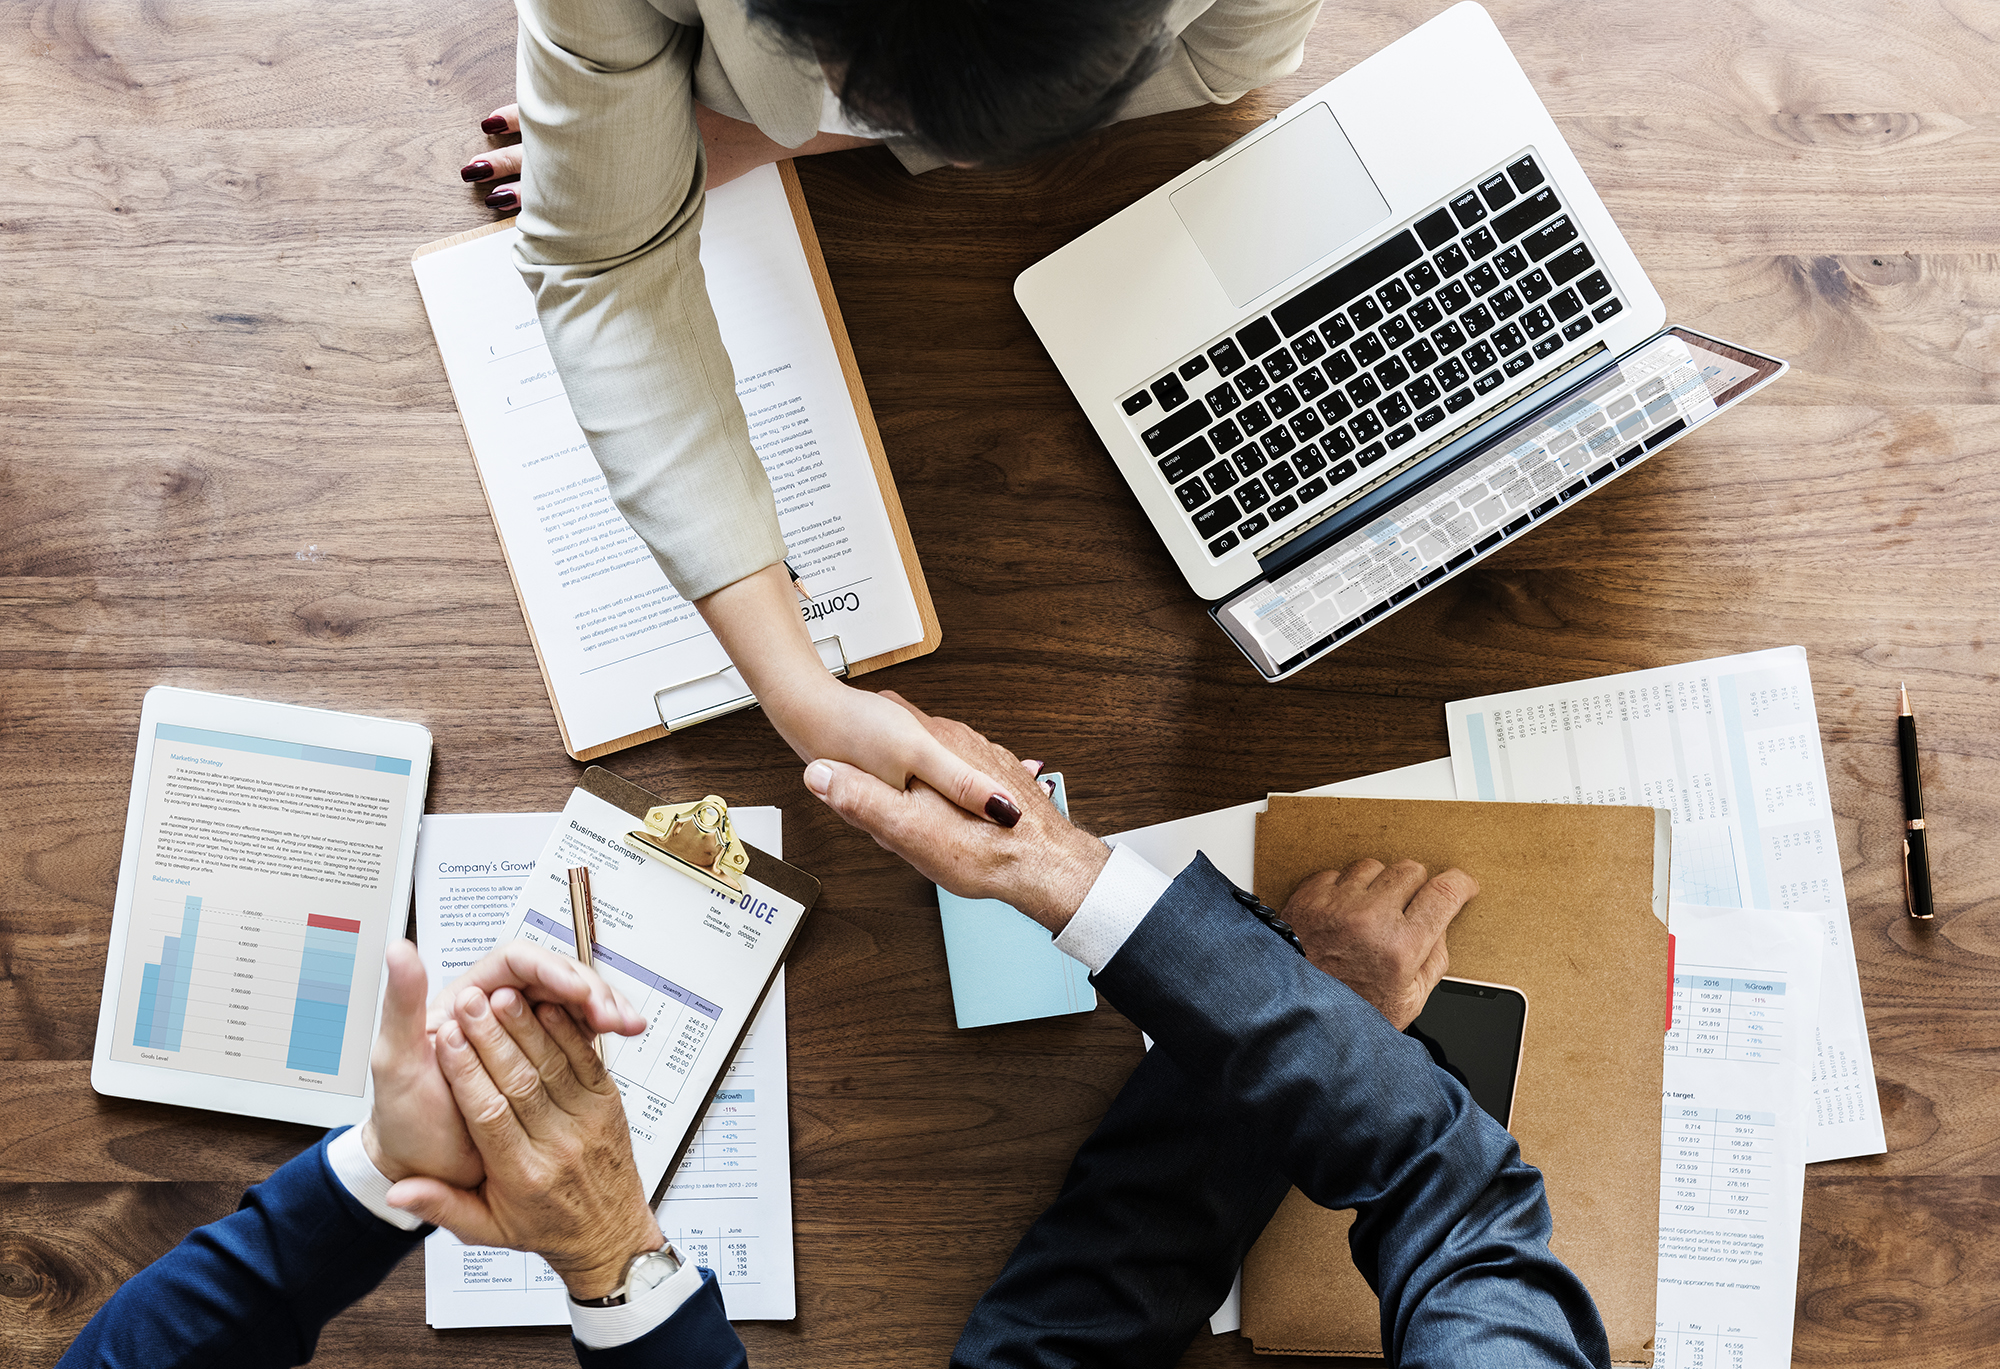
358,940,664,1299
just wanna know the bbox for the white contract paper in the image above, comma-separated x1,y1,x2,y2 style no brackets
412,164,926,756
1444,646,1885,1161
414,808,797,1326
1655,904,1823,1369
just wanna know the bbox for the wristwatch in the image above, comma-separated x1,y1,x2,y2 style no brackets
572,1243,683,1308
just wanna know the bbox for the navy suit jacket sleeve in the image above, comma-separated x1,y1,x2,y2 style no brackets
58,1126,748,1369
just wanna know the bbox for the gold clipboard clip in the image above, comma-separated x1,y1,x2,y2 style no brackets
623,795,749,898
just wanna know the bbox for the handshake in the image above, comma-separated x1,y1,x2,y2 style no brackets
356,938,665,1301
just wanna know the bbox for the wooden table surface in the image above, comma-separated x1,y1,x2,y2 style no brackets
6,1,1997,1364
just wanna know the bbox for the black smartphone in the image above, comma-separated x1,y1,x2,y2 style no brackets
1404,977,1529,1128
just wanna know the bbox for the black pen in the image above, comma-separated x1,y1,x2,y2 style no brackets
1898,682,1935,921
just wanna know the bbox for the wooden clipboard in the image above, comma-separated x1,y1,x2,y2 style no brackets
578,766,820,1203
413,160,942,762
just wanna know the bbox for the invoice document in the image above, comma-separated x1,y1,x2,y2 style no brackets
412,163,928,758
1444,646,1885,1161
413,809,796,1326
1655,903,1823,1369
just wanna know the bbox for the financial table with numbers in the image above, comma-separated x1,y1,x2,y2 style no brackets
1665,969,1786,1063
1661,1104,1779,1222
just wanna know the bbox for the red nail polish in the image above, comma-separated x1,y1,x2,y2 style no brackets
985,794,1022,828
460,160,493,183
485,189,519,211
480,115,509,135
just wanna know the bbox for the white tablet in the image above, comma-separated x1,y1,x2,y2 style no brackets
91,687,433,1127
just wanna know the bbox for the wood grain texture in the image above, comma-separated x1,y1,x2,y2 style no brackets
5,0,1998,1365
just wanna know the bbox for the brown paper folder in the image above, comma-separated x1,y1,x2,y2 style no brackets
1243,796,1669,1366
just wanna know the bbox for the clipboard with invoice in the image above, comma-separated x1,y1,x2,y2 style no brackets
411,162,941,760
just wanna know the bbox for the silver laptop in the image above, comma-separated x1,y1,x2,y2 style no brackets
1015,2,1785,680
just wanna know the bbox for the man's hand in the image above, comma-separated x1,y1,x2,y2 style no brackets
1281,860,1479,1030
359,940,482,1187
426,940,647,1040
386,986,664,1301
803,694,1110,933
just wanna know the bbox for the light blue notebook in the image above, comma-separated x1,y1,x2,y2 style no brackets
936,773,1097,1029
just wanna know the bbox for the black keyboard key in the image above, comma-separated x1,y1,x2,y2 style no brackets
1447,548,1476,569
1475,530,1504,552
1294,444,1328,476
1561,478,1587,500
1291,330,1327,366
1431,321,1467,356
1464,340,1498,373
1414,405,1446,431
1578,271,1613,304
1434,356,1469,390
1237,316,1281,358
1532,334,1563,359
1235,366,1269,398
1547,243,1596,285
1415,207,1458,249
1492,187,1557,242
1518,269,1552,303
1377,279,1412,313
1374,356,1410,390
1264,349,1298,382
1270,230,1421,336
1460,304,1496,337
1207,418,1244,453
1327,457,1357,482
1207,338,1245,375
1266,385,1300,419
1404,261,1441,297
1449,190,1486,227
1588,462,1616,484
1207,530,1240,556
1322,423,1355,455
1202,460,1239,495
1504,513,1531,535
1489,287,1523,319
1592,297,1625,323
1356,441,1388,467
1321,311,1356,347
1158,436,1212,482
1237,400,1272,435
1266,461,1299,495
1351,332,1388,366
1522,216,1578,262
1348,297,1384,330
1238,511,1269,538
1434,243,1468,278
1317,391,1353,424
1521,305,1555,338
1179,354,1210,381
1485,324,1524,361
1299,476,1330,503
1122,390,1153,416
1193,495,1240,537
1268,493,1299,521
1259,427,1296,458
1562,316,1594,342
1141,403,1208,455
1289,409,1325,442
1407,374,1440,407
1295,367,1330,401
1466,262,1500,296
1464,227,1497,259
1378,392,1412,425
1391,585,1418,605
1617,444,1646,466
1173,477,1208,511
1437,280,1472,315
1152,373,1188,409
1478,173,1515,210
1409,296,1443,330
1380,315,1416,349
1349,410,1384,441
1403,338,1439,372
1508,155,1544,192
1550,288,1584,321
1503,352,1534,376
1385,423,1416,448
1205,382,1240,417
1323,349,1358,383
1232,444,1268,476
1494,245,1529,279
1362,602,1391,622
1419,568,1445,587
1532,496,1559,518
1237,477,1271,512
1474,369,1504,394
1443,386,1474,412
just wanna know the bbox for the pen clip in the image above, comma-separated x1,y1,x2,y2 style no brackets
1901,837,1916,919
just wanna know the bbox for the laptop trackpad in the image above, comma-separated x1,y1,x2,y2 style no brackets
1171,104,1391,308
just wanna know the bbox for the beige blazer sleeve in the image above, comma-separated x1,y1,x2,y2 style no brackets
510,0,789,603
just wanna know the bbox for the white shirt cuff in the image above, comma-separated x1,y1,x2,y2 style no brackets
569,1257,707,1349
1054,844,1174,975
326,1127,426,1232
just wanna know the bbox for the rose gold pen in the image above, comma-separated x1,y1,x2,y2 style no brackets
566,866,606,1058
1897,683,1935,921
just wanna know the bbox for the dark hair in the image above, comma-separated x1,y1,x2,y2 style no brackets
747,0,1175,166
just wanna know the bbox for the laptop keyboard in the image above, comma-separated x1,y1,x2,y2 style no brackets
1119,151,1627,561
